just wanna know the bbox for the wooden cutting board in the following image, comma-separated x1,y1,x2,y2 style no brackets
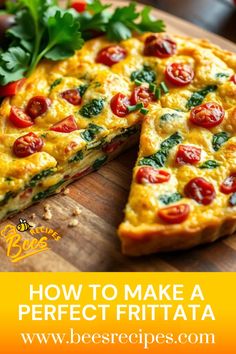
1,1,236,272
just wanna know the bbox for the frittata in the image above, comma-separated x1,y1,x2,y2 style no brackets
0,32,236,256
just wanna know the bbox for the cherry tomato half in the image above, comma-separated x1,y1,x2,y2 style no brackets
26,96,51,119
50,115,78,133
176,145,201,165
165,63,194,86
110,93,130,117
190,102,225,129
220,173,236,194
13,132,44,158
230,74,236,84
96,45,127,67
136,167,170,185
71,0,87,13
158,204,190,224
184,177,216,205
130,87,155,107
0,79,25,97
9,106,34,128
144,35,177,58
61,89,82,106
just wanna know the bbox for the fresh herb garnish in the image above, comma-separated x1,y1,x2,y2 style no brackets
79,98,104,118
159,192,182,205
186,85,217,109
131,65,156,84
0,1,84,85
127,103,144,113
199,160,220,169
212,132,230,151
160,81,169,94
0,1,165,85
81,123,104,142
215,73,229,79
50,78,62,91
139,132,182,168
79,1,165,41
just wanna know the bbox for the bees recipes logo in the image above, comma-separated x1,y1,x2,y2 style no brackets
1,218,61,263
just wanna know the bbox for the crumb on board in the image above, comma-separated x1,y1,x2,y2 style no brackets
30,213,36,220
63,188,70,196
30,222,37,228
68,219,79,227
72,207,82,217
43,203,52,221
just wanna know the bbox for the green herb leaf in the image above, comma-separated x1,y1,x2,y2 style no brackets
160,113,179,122
69,150,84,164
79,98,104,118
29,168,55,187
81,123,104,142
50,78,62,90
159,192,182,205
215,73,229,79
78,84,88,97
186,85,217,109
212,131,230,151
131,65,156,84
139,132,182,168
199,160,220,169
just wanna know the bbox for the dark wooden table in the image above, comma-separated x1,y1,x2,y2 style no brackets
138,0,236,43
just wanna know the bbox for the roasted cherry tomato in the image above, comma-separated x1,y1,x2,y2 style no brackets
9,106,34,128
165,63,194,86
190,102,225,128
136,167,170,185
176,145,201,165
50,115,78,133
102,140,123,154
96,45,127,67
13,132,44,158
0,79,25,97
110,93,130,117
230,74,236,84
144,35,177,58
61,89,82,105
158,204,190,224
130,87,155,107
220,173,236,194
71,0,87,12
26,96,51,119
184,177,216,205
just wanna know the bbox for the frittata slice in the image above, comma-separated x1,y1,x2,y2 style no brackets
119,35,236,256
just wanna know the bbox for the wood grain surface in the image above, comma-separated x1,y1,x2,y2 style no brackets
0,1,236,272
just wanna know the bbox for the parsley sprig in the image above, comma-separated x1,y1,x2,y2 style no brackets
0,0,165,86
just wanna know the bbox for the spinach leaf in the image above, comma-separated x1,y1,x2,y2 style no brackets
186,85,217,109
32,180,65,202
212,132,230,151
50,78,62,91
159,193,183,205
78,84,88,97
131,65,156,84
93,156,108,170
29,168,55,187
81,124,104,142
160,113,179,122
0,191,16,207
139,132,182,168
229,193,236,206
69,151,84,164
199,160,220,169
79,99,104,118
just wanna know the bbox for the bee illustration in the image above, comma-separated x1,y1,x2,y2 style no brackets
16,218,33,232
